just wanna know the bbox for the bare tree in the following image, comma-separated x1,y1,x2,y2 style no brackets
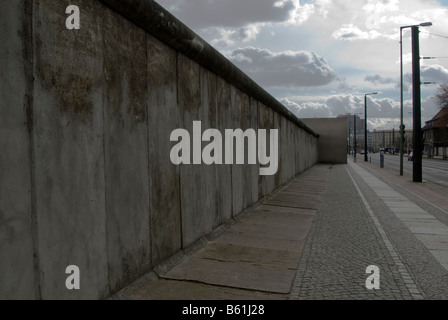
436,83,448,109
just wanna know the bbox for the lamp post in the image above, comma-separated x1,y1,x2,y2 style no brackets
400,21,432,179
364,92,378,162
354,115,357,160
353,113,362,161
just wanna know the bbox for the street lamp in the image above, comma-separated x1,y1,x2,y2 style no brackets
353,113,362,161
400,21,432,180
364,92,378,162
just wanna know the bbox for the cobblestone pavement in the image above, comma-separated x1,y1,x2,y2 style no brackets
349,162,448,300
289,163,441,300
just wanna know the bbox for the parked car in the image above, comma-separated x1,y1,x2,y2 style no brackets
408,152,413,161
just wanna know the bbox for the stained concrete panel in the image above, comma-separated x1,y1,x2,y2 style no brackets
274,112,282,188
200,68,218,233
240,90,253,211
103,9,150,293
33,0,108,299
215,77,232,222
0,0,36,299
147,35,181,266
230,86,244,216
249,98,259,206
178,53,203,248
257,103,272,199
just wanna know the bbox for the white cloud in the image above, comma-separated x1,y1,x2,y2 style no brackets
281,98,332,118
421,64,448,83
332,23,382,41
364,74,396,85
282,94,440,130
226,47,337,87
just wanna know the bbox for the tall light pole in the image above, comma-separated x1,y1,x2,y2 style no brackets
354,114,357,160
400,22,432,178
365,92,378,162
353,113,362,161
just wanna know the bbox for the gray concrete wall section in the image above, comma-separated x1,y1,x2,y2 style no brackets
103,8,151,294
302,118,348,165
1,0,319,299
200,67,219,233
0,0,36,299
178,53,202,248
33,0,108,299
215,77,233,225
147,34,181,267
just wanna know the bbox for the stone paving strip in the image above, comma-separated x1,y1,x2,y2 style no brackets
346,164,424,299
349,161,448,272
110,165,328,300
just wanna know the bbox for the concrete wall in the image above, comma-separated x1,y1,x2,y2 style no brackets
0,0,319,299
302,118,348,164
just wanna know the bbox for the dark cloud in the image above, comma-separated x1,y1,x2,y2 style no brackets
227,47,337,87
157,0,295,28
365,74,396,85
421,64,448,83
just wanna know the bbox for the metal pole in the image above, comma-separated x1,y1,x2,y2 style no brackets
393,128,395,154
412,26,422,182
354,115,357,160
348,125,351,155
364,95,368,162
400,28,404,176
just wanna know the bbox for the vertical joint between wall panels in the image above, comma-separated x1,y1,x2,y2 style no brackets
23,0,40,300
176,52,183,249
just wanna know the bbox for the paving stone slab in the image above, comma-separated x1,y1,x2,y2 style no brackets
162,257,297,293
263,197,320,210
254,205,316,216
194,243,301,269
116,277,288,300
415,234,448,251
213,230,308,252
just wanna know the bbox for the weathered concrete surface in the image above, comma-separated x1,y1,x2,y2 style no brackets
178,53,203,248
147,34,181,267
110,274,287,300
258,103,275,199
113,165,328,299
302,118,348,164
1,0,319,299
0,0,36,299
103,8,151,294
200,67,219,233
33,0,108,299
215,77,233,224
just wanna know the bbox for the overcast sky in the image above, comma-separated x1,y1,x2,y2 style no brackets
157,0,448,130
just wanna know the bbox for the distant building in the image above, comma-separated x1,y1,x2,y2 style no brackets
338,114,367,152
423,107,448,159
372,129,413,153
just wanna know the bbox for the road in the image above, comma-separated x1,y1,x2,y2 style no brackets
354,153,448,188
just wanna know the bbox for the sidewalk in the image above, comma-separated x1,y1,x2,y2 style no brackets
110,160,448,300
